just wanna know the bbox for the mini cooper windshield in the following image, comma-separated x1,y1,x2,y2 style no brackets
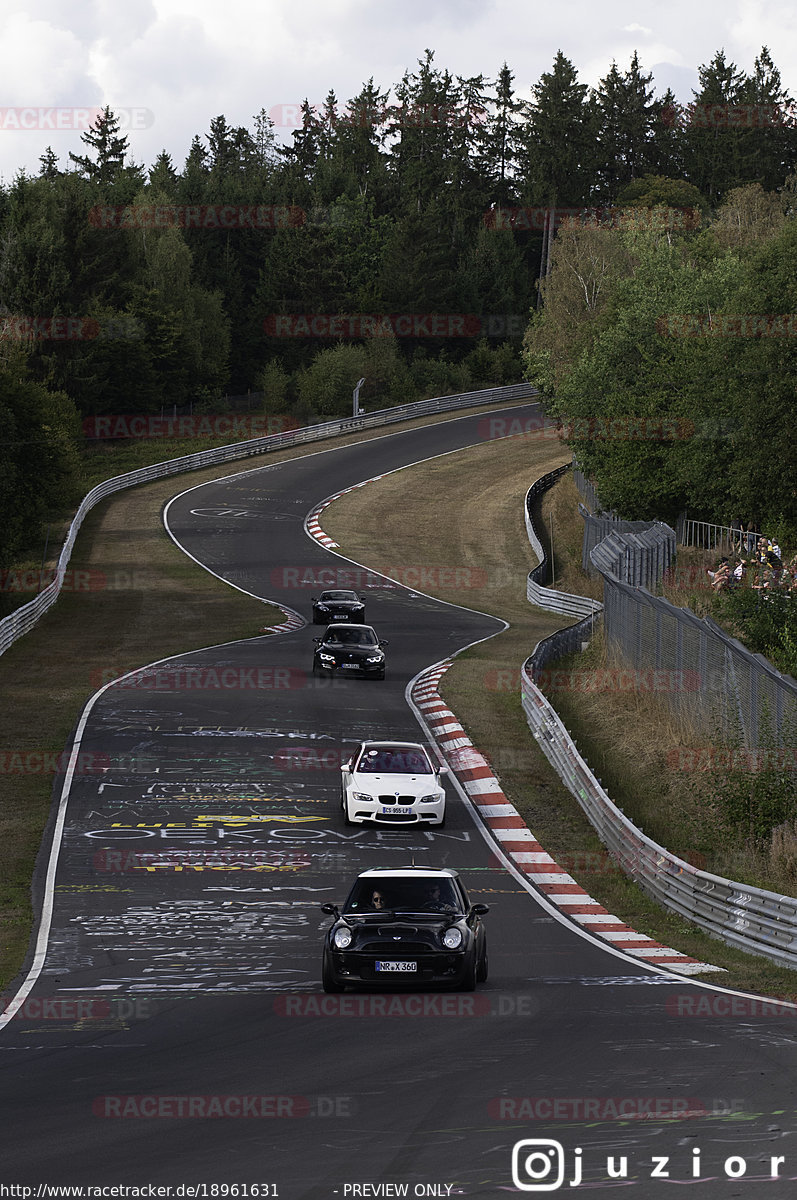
343,876,463,915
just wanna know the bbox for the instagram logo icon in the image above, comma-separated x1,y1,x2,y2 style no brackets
512,1139,578,1191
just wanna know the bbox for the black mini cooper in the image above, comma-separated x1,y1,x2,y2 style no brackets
321,866,489,992
312,623,387,679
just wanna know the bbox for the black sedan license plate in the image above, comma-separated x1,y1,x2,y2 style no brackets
375,961,417,972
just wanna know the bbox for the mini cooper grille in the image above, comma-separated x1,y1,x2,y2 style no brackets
361,941,431,954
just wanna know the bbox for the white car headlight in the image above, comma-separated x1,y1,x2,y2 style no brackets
419,793,440,803
333,927,352,949
352,792,372,803
442,928,462,949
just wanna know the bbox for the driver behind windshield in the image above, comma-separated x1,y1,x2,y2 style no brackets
345,878,460,913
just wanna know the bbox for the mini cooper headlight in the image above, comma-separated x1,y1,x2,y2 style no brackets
442,928,462,949
333,927,353,949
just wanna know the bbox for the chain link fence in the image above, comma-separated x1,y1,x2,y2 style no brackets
523,466,797,969
572,468,797,751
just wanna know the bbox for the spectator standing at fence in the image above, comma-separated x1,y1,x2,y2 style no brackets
730,517,743,549
745,521,758,553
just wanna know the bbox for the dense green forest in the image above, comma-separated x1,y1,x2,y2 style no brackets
2,45,797,569
523,183,797,538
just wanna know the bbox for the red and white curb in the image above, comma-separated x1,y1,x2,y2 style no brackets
305,478,385,551
260,609,305,635
413,662,721,976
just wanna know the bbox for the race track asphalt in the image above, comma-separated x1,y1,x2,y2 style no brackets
2,404,797,1196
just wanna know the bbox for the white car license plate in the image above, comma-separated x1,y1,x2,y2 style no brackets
382,805,412,815
375,961,417,972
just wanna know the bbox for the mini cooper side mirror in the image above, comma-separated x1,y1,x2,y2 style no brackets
320,903,339,916
470,903,490,916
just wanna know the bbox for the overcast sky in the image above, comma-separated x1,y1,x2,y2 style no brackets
0,0,795,184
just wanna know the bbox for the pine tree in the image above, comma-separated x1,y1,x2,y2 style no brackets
38,147,59,181
595,52,656,202
68,106,132,187
519,51,599,206
479,64,523,205
739,47,797,191
683,50,747,202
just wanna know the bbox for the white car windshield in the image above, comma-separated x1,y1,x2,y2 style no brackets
356,747,432,774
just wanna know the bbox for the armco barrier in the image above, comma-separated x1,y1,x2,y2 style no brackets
0,383,536,657
522,466,797,969
524,465,603,621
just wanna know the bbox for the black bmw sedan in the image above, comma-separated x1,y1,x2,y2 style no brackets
312,623,387,679
321,866,489,992
311,589,366,624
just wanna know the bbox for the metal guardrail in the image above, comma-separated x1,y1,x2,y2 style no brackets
521,466,797,969
524,466,603,620
521,671,797,968
0,382,537,657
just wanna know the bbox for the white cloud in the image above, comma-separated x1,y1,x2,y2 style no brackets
1,0,796,181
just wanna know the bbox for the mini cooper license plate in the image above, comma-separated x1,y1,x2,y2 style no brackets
376,961,417,972
382,806,412,815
